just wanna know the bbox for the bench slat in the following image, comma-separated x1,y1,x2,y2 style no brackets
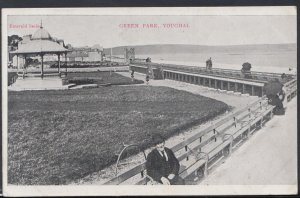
104,163,146,185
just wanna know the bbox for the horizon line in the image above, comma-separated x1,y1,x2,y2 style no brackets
104,43,297,49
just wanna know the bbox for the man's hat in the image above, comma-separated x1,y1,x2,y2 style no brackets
152,133,165,145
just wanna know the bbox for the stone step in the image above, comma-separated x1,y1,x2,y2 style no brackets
233,92,242,96
70,84,99,89
241,93,250,97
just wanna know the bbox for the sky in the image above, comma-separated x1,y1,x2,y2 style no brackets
7,14,296,48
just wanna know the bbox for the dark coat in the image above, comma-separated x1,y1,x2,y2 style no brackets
146,147,180,183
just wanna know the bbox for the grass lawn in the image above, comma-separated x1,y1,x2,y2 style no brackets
66,71,144,85
8,86,229,185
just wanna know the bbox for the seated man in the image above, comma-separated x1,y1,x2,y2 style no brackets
146,133,185,185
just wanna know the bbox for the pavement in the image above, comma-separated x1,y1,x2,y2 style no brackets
200,96,297,185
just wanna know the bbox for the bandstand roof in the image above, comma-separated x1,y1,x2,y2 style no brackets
31,28,52,40
10,26,69,55
11,39,69,54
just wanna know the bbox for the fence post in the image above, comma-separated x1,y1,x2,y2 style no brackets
247,123,251,138
213,129,217,142
204,161,208,177
259,101,262,110
229,141,233,156
248,107,251,118
185,145,189,161
234,117,237,128
235,83,238,92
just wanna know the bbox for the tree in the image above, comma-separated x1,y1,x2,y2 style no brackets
241,62,252,79
8,35,23,48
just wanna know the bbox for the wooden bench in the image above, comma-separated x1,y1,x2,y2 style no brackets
104,97,275,185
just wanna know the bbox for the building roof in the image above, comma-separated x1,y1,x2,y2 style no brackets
11,39,69,54
31,27,52,40
10,26,69,55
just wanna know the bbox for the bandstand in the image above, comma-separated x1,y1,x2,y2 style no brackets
9,24,71,90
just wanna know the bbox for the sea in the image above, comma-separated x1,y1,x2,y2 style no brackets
134,52,297,75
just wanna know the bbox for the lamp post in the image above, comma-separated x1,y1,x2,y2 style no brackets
110,47,112,76
65,52,67,76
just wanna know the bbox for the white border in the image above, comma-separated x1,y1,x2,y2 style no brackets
2,7,298,196
2,6,297,16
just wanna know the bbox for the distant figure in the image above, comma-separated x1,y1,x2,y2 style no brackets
241,62,252,79
146,74,150,85
289,67,292,71
146,133,185,185
146,57,152,63
272,94,285,115
265,80,285,115
281,73,287,80
131,69,135,81
206,57,212,70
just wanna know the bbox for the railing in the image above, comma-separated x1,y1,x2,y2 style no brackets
104,96,276,185
131,61,294,83
284,79,297,102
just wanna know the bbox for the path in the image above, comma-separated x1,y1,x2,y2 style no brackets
200,96,297,185
120,71,258,109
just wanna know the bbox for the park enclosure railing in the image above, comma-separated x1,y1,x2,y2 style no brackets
130,62,296,97
284,78,297,102
104,95,285,185
163,69,266,97
130,61,295,83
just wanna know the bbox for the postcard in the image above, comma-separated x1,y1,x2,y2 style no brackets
2,6,297,196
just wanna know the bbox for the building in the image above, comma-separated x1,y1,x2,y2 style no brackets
11,29,68,68
67,45,104,62
9,24,70,90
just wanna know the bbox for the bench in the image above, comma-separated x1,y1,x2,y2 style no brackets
104,97,275,185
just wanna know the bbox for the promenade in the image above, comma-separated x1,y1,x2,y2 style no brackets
200,96,297,185
121,71,297,187
74,71,296,187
